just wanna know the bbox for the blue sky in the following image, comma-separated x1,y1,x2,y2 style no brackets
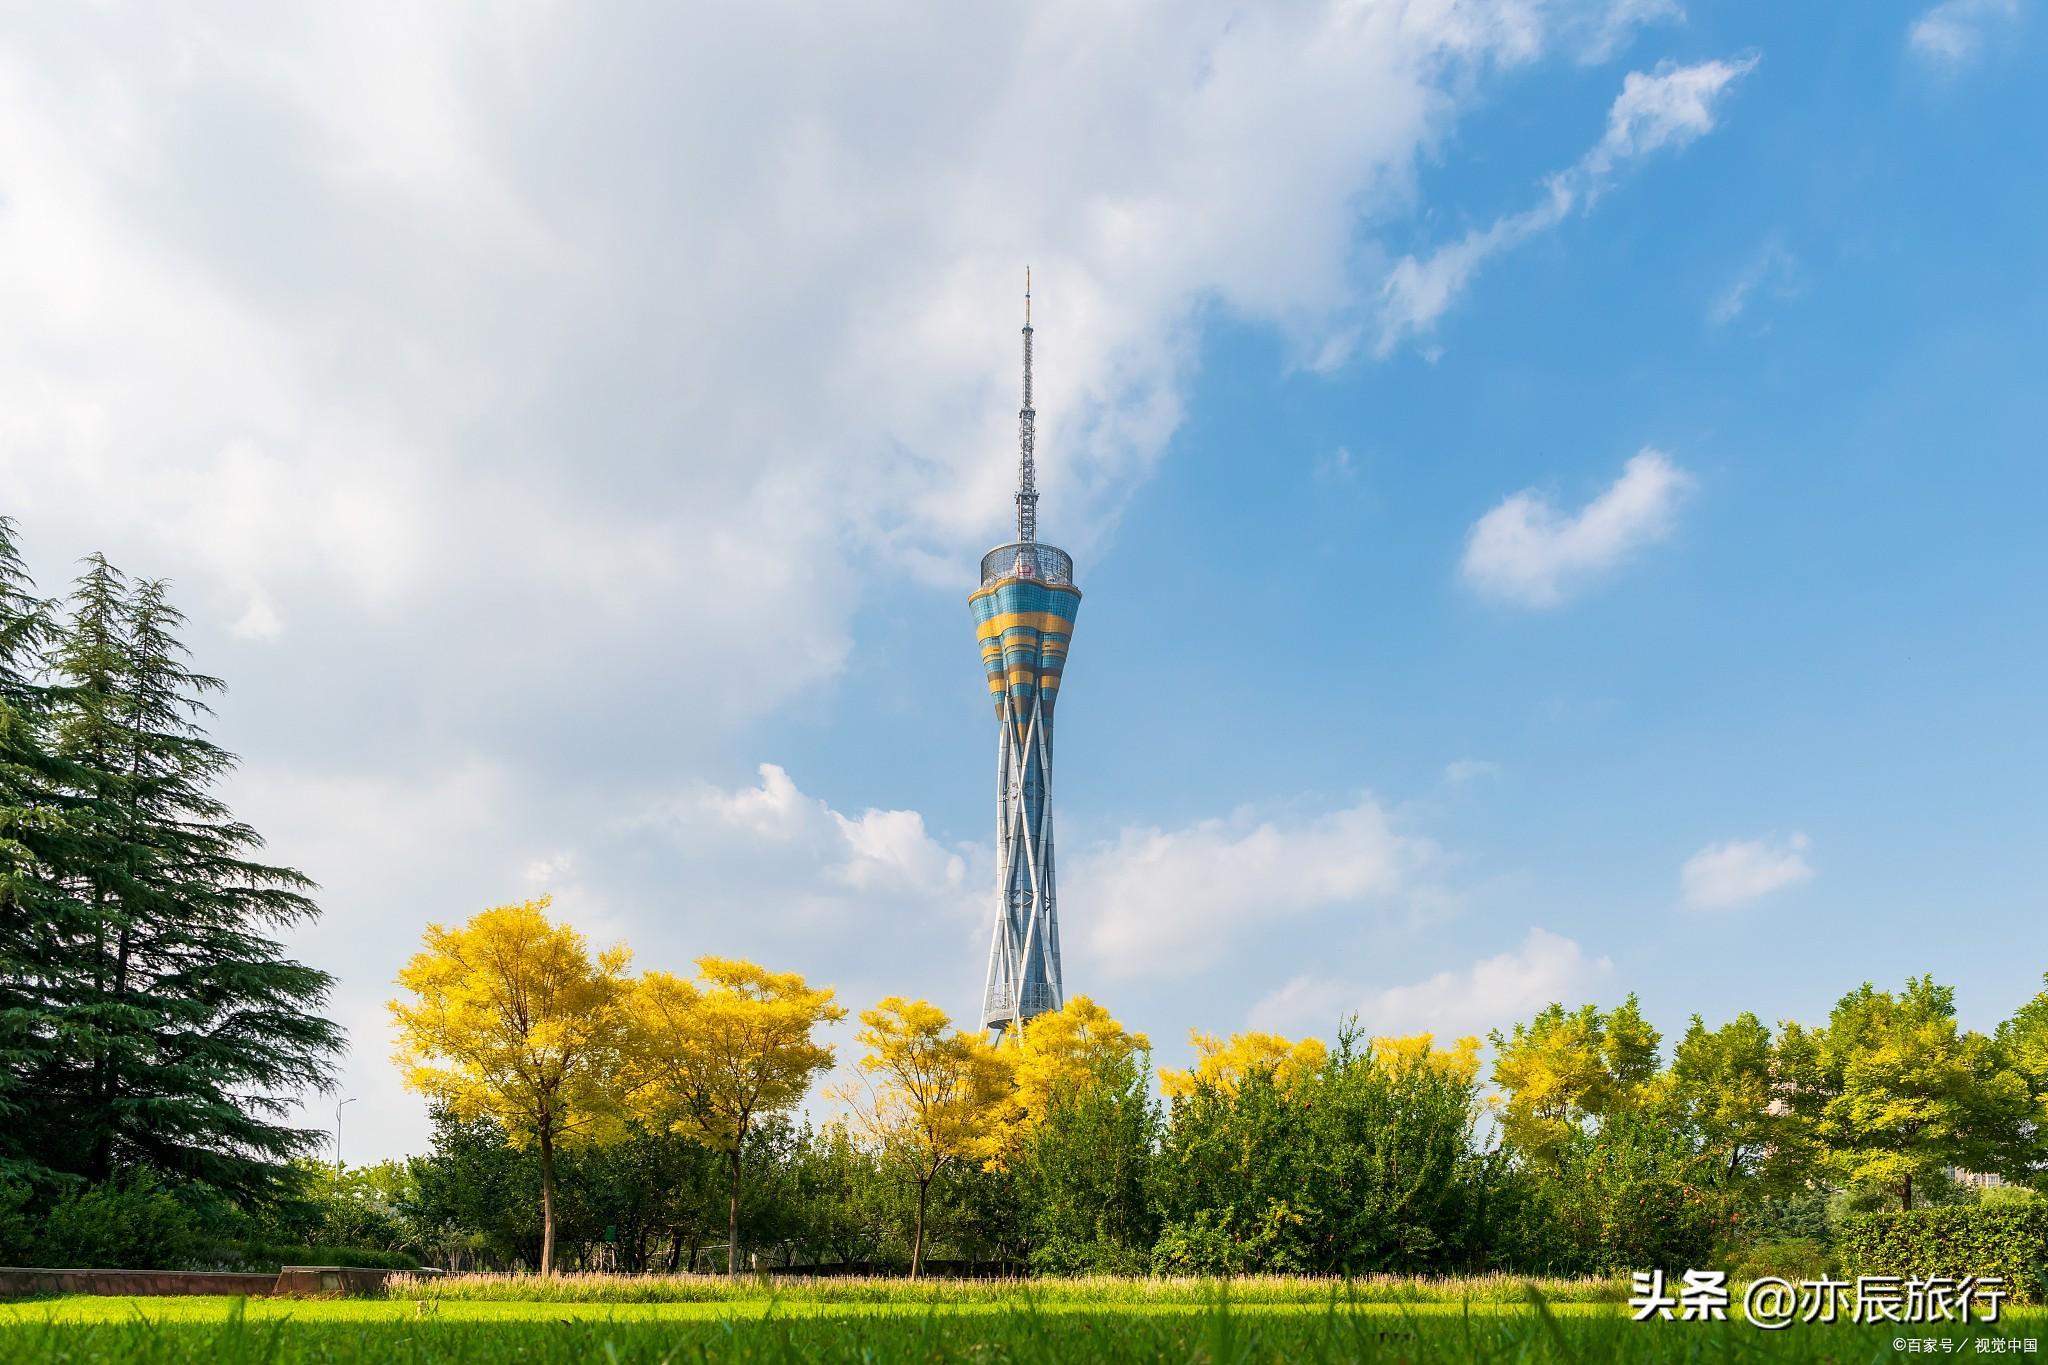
0,1,2041,1161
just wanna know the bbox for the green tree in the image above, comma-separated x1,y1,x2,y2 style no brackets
1016,1045,1160,1273
782,1121,900,1268
936,1157,1025,1273
560,1121,726,1272
1154,1052,1324,1274
1488,997,1749,1272
1781,976,2033,1210
1538,1107,1725,1274
2000,976,2048,1092
1153,1028,1489,1275
0,517,68,1185
1309,1032,1489,1273
1997,974,2048,1186
1668,1011,1805,1191
33,1168,204,1268
42,561,339,1196
249,1157,420,1260
406,1107,544,1270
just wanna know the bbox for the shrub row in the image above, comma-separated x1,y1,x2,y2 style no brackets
0,1177,415,1273
1836,1204,2048,1303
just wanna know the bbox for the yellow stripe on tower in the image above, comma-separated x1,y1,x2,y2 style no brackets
976,611,1079,636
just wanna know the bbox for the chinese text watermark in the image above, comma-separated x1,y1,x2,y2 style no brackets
1628,1269,2015,1330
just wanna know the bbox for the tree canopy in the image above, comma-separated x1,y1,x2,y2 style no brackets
390,897,632,1273
1779,975,2033,1210
842,997,1011,1278
0,530,338,1201
622,956,843,1273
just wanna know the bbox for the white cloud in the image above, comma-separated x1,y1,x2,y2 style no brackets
1250,928,1610,1039
684,763,973,906
702,763,818,842
1460,448,1694,606
1077,796,1436,979
0,3,1696,1160
1585,56,1758,176
1444,758,1500,785
1908,0,2020,67
522,851,576,886
1575,0,1686,64
1378,55,1756,354
1314,445,1358,483
833,807,968,894
0,4,1705,711
230,595,284,641
1681,832,1814,910
1709,239,1803,326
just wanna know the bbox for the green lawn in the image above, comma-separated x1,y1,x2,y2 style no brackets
6,1294,1616,1324
388,1269,1632,1306
0,1291,2040,1363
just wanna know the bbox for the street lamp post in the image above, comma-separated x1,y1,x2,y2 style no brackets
334,1096,356,1182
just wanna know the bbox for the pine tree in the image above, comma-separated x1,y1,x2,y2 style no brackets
42,559,341,1196
0,517,69,1182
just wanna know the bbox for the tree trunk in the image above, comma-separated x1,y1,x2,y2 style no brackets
539,1121,557,1276
726,1145,745,1276
1902,1173,1913,1212
911,1177,931,1280
665,1226,682,1274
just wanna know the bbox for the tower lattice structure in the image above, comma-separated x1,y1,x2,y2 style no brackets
972,270,1080,1038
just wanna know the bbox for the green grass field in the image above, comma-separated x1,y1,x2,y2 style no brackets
2,1285,2040,1362
389,1269,1632,1305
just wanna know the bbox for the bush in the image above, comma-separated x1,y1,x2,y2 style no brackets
1837,1204,2048,1303
1721,1236,1835,1283
1978,1184,2043,1210
0,1180,38,1264
34,1171,203,1268
1014,1051,1159,1272
1028,1235,1150,1277
1498,1111,1725,1276
1152,1033,1491,1276
1736,1190,1833,1247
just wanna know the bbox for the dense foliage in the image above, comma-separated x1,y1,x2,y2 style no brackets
363,967,2048,1280
2,505,2045,1281
0,1162,416,1271
0,516,341,1262
1836,1203,2048,1303
1154,1031,1485,1274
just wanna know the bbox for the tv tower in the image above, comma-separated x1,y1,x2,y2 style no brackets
972,269,1080,1038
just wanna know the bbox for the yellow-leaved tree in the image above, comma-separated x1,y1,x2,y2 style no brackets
1370,1032,1483,1085
1158,1029,1328,1099
622,957,844,1275
841,997,1012,1278
988,994,1149,1161
388,897,631,1274
1488,995,1661,1168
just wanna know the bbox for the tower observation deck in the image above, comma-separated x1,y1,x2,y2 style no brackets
971,271,1079,1038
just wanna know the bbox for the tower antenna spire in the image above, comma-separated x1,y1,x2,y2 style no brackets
1016,267,1038,543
